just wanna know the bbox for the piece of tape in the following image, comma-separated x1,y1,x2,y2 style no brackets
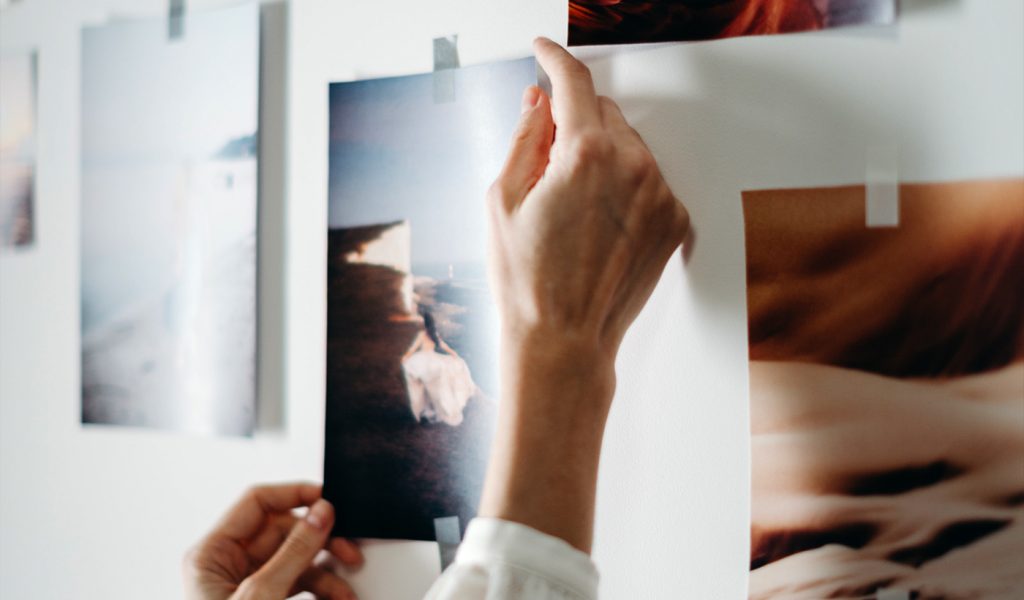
434,515,461,571
433,35,460,104
876,589,911,600
865,144,899,227
168,0,185,41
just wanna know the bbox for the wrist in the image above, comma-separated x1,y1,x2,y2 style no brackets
500,326,617,418
479,327,617,552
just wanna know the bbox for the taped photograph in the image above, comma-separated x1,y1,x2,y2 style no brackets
569,0,896,46
325,57,536,540
80,3,259,435
0,50,36,249
743,180,1024,598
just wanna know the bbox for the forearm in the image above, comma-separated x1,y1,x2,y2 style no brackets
479,332,615,553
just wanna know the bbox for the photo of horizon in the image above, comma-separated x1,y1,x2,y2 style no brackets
79,3,260,436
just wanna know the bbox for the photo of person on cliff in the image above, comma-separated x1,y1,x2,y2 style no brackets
569,0,895,46
743,179,1024,598
402,308,479,426
324,57,535,540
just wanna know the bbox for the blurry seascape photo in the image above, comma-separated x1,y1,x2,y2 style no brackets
325,57,536,540
80,4,259,436
0,51,36,249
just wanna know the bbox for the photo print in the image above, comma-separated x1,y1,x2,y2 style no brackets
743,180,1024,598
325,57,537,540
80,3,259,435
0,50,36,249
569,0,896,46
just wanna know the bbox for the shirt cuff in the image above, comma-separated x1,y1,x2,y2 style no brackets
454,517,599,598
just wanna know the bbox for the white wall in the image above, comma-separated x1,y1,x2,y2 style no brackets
1,1,1021,599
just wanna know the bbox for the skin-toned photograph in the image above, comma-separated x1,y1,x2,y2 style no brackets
0,51,36,249
743,179,1024,598
569,0,896,46
325,57,537,541
79,4,259,435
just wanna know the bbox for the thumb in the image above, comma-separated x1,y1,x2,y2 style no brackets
492,85,554,211
251,499,334,595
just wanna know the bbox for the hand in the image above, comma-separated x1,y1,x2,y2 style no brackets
489,38,689,373
184,483,363,600
479,38,689,552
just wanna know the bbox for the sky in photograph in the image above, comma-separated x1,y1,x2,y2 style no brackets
328,57,536,267
80,4,259,332
0,52,35,162
81,3,258,166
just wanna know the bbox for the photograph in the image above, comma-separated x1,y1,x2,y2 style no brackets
569,0,896,46
80,3,259,436
325,57,537,541
743,179,1024,598
0,50,36,249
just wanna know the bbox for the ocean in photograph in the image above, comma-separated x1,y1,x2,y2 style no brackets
325,57,535,540
569,0,896,46
80,3,259,436
743,180,1024,599
0,51,36,248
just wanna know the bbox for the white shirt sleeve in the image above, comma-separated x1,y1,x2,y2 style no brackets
424,518,599,600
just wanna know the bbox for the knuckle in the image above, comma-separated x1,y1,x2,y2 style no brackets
234,577,270,600
283,531,319,558
675,203,691,236
568,131,612,169
486,179,513,212
243,485,264,503
624,150,656,185
567,59,592,81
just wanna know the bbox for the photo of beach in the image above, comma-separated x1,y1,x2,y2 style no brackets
80,4,259,436
325,57,536,540
743,180,1024,598
0,51,36,249
569,0,896,46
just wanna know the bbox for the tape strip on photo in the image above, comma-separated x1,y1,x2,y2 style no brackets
434,515,461,570
168,0,185,40
866,144,900,227
433,35,459,103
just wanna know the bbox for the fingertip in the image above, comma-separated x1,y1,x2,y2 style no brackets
329,537,365,566
305,499,334,532
521,85,541,114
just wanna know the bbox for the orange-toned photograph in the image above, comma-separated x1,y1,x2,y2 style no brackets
743,180,1024,598
569,0,895,46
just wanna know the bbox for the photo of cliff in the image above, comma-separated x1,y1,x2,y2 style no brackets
325,57,535,540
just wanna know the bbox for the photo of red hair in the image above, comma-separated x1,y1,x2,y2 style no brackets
569,0,894,46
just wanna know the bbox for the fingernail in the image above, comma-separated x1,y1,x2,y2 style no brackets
306,499,332,531
521,85,540,113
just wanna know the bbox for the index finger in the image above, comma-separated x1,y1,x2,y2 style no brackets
214,482,322,541
533,37,601,132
